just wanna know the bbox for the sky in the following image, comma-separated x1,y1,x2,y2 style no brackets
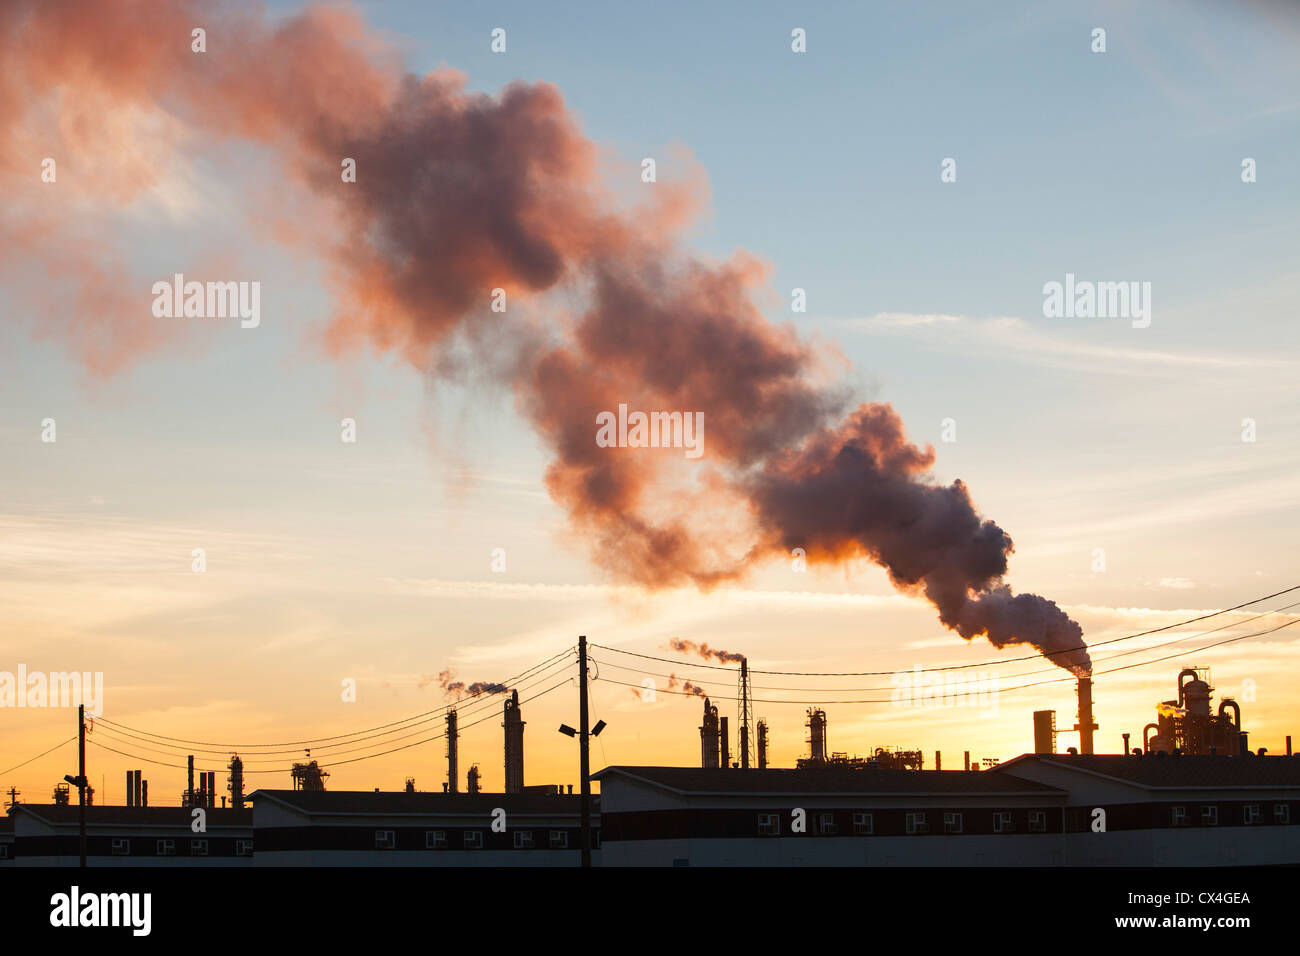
1,0,1299,803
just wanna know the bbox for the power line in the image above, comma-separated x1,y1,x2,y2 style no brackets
90,654,575,762
591,598,1300,694
590,584,1300,676
0,735,77,779
95,647,574,750
594,617,1300,705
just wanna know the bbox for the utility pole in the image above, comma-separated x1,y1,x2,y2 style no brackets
4,787,19,809
578,634,591,868
77,704,86,867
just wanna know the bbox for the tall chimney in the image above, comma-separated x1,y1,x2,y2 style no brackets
756,719,768,769
1074,678,1097,755
126,771,134,807
935,751,941,771
964,750,970,771
446,708,459,793
720,716,730,768
503,690,525,794
141,779,147,807
187,755,195,808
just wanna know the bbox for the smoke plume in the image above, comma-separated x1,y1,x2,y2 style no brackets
0,0,1090,676
667,639,745,665
436,670,507,701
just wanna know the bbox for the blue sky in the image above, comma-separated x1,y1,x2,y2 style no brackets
1,0,1298,795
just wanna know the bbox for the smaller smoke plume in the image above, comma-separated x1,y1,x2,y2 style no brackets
667,639,745,665
667,673,707,697
436,669,507,701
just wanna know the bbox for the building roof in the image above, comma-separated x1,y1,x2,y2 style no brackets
593,766,1062,796
248,789,592,816
8,805,252,827
995,753,1300,789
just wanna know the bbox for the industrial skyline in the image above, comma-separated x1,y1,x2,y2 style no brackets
1,0,1298,890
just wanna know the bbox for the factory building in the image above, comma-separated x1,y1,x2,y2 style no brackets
592,754,1300,866
6,805,254,866
248,789,599,866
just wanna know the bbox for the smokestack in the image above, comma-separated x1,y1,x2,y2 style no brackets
126,771,134,807
1033,710,1056,754
935,751,941,771
187,755,195,808
720,716,730,768
757,719,769,770
1123,732,1131,755
964,751,970,771
141,779,147,807
1074,678,1097,756
1287,735,1293,757
446,709,459,793
503,690,525,794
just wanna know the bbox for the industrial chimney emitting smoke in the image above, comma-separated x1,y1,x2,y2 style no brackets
503,690,525,794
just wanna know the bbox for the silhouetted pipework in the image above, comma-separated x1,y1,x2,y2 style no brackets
699,698,720,768
446,708,459,794
756,719,769,769
1145,668,1247,755
467,764,481,794
503,689,525,793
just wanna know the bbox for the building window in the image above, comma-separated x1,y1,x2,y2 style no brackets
1170,806,1188,827
549,830,568,848
464,830,483,849
156,839,175,856
1274,804,1290,825
513,831,535,849
111,839,130,856
190,839,208,856
818,813,839,835
425,830,447,849
852,812,873,835
0,845,8,860
757,812,779,836
235,839,253,857
1028,811,1046,833
374,829,396,849
994,812,1015,834
943,812,963,834
1201,806,1218,826
1243,805,1261,825
905,812,928,835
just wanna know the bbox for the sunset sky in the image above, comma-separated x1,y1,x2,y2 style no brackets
2,0,1299,803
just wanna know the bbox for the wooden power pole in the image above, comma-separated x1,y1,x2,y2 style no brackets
578,634,592,868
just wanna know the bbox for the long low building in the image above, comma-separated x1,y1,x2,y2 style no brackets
249,789,600,866
593,754,1300,866
7,805,253,866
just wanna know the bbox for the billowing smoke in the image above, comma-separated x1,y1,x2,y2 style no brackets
436,670,507,701
667,639,745,665
666,674,707,698
0,0,1090,676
